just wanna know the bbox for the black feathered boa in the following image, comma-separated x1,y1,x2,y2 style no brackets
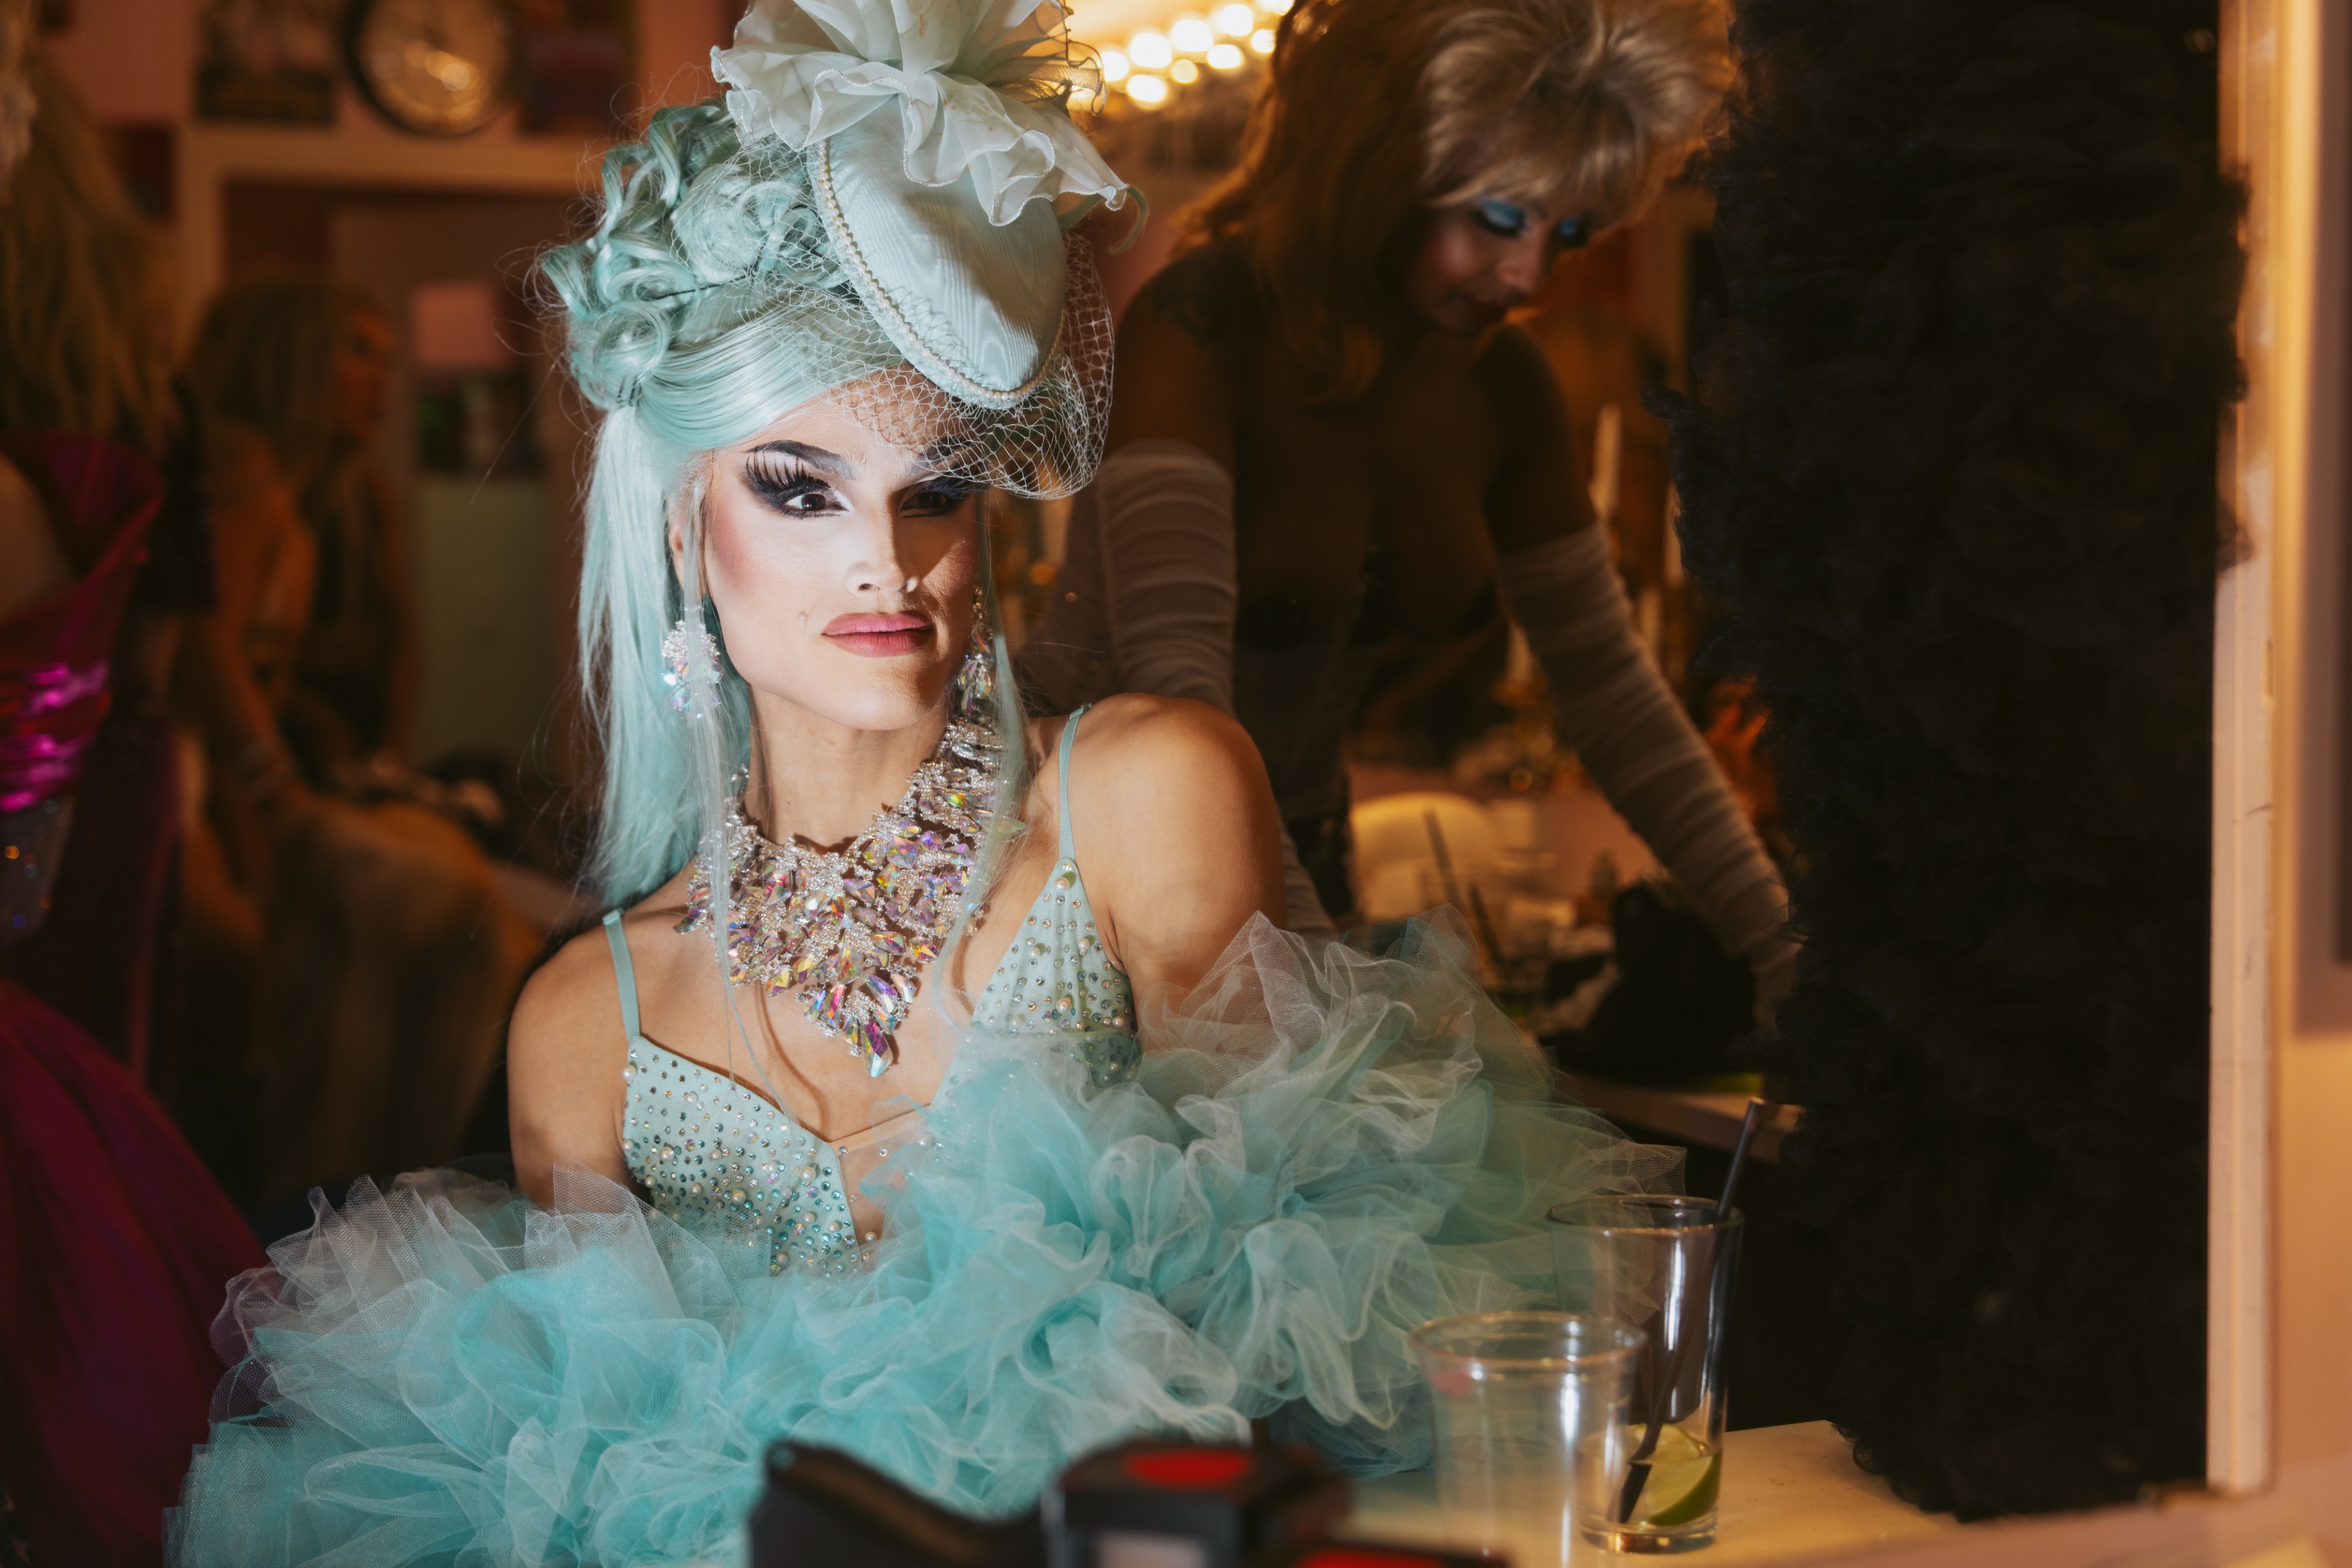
1657,0,2241,1518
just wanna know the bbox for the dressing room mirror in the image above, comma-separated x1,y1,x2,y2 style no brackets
1068,0,2248,1524
16,0,2339,1559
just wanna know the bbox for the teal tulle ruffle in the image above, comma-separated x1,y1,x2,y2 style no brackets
169,916,1676,1567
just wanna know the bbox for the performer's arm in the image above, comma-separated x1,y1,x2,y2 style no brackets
1072,694,1286,1017
509,922,641,1205
1483,331,1796,1013
1086,267,1336,935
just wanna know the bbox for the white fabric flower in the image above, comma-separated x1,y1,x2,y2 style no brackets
715,0,1128,226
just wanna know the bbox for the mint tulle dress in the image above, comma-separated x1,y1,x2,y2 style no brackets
169,712,1672,1566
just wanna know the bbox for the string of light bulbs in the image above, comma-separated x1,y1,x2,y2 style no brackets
1076,0,1289,111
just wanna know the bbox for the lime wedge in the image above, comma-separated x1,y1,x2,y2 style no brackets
1633,1426,1720,1528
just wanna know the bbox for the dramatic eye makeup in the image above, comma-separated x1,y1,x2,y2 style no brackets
1473,198,1532,237
902,476,983,516
1471,198,1597,250
743,445,845,515
741,442,979,522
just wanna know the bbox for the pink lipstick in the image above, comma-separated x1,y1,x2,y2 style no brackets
823,611,933,658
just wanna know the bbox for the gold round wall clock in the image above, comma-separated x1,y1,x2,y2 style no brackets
344,0,518,136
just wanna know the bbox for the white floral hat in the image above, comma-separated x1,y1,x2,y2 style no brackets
716,0,1131,409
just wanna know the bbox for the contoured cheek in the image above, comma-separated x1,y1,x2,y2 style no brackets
1423,211,1502,287
700,486,839,703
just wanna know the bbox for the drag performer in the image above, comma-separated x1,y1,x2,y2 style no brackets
170,3,1672,1559
1026,0,1792,1007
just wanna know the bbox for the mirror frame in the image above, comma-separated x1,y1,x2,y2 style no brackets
2215,0,2352,1502
2210,0,2277,1497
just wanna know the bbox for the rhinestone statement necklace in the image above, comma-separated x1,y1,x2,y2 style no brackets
679,710,997,1077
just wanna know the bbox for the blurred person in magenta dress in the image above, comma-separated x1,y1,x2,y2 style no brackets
0,9,265,1563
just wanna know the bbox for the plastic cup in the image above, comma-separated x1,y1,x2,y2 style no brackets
1410,1311,1645,1567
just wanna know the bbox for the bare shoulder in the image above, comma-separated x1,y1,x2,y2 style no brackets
513,872,697,1039
1067,692,1265,802
509,918,632,1093
1061,695,1282,961
1058,694,1282,981
508,902,662,1198
507,924,619,1148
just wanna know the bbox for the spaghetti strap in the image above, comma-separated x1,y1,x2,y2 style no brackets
602,910,644,1044
1056,704,1089,862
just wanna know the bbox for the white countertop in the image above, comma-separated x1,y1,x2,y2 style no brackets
1343,1420,1962,1566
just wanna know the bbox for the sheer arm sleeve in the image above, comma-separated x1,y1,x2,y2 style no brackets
1091,439,1334,937
1499,527,1796,1013
1097,439,1238,709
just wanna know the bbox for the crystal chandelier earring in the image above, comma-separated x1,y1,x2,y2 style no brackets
956,584,994,718
662,614,724,720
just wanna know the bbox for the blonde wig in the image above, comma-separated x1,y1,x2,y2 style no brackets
0,50,172,446
1190,0,1727,401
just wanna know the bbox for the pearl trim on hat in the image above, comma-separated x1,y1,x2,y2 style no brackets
812,135,1067,411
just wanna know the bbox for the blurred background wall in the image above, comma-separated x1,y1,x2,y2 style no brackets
40,0,734,800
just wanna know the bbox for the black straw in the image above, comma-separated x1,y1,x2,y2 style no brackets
1612,1098,1773,1525
1717,1096,1768,1219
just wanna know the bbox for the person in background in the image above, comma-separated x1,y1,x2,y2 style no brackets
1024,0,1794,1012
176,279,535,1204
0,9,267,1562
0,0,210,1076
186,280,412,774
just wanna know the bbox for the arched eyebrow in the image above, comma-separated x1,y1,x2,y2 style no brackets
917,436,981,476
747,440,854,478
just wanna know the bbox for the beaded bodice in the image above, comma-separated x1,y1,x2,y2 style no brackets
966,797,1138,1087
609,707,1136,1277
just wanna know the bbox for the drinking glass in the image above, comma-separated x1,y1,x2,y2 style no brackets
1548,1197,1744,1553
1409,1311,1644,1568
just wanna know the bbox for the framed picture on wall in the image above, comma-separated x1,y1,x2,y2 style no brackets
195,0,337,124
516,0,634,135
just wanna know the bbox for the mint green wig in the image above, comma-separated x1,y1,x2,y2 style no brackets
542,96,1111,911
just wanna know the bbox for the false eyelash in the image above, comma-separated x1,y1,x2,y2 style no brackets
743,453,833,505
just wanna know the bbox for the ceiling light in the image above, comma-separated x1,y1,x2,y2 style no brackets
1169,13,1214,55
1099,47,1130,82
1170,58,1200,82
1212,3,1255,36
1125,73,1169,105
1127,29,1173,69
1249,26,1276,51
1206,42,1242,69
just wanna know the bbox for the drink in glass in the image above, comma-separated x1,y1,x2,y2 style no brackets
1548,1196,1744,1553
